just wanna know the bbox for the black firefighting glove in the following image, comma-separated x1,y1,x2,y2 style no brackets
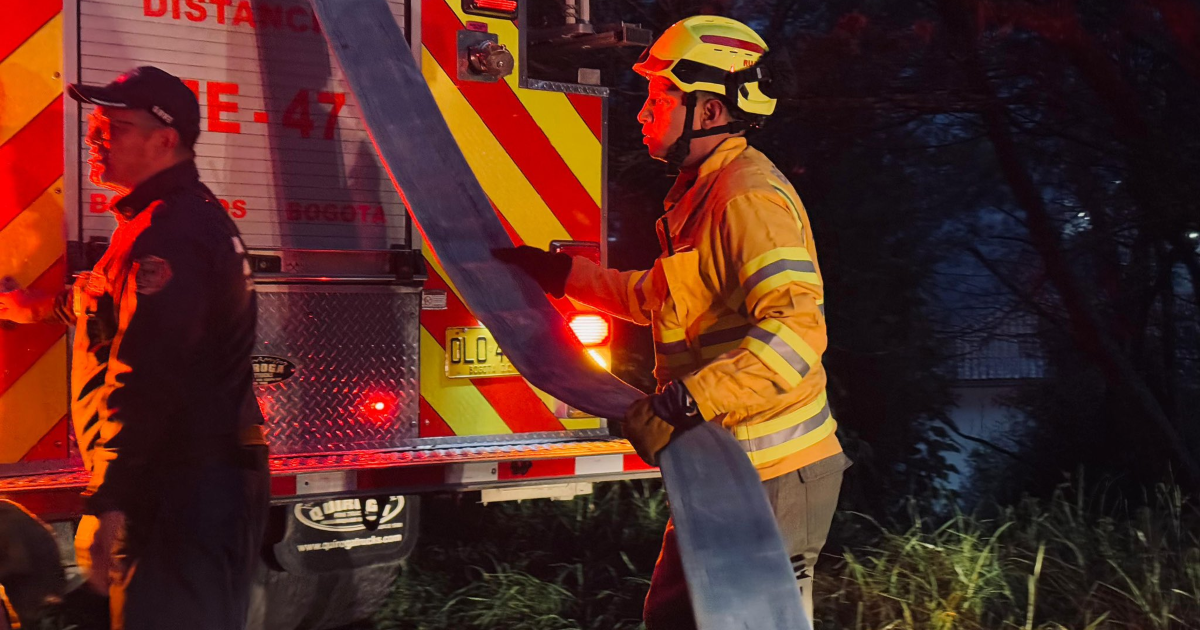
493,246,572,299
622,381,704,466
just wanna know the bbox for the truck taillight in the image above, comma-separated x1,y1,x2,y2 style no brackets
568,314,610,346
555,244,610,370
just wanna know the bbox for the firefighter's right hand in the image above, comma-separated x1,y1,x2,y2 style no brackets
621,381,705,466
0,290,51,324
622,397,676,466
493,246,572,299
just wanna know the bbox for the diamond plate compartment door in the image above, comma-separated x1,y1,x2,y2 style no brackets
253,285,420,455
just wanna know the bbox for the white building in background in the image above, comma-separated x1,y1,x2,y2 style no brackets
944,316,1046,488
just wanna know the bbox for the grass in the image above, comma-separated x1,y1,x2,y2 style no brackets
372,480,1200,630
373,480,667,630
821,482,1200,629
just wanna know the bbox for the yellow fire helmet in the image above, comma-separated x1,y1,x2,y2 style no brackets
633,16,777,117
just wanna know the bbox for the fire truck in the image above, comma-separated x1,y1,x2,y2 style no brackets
0,0,652,625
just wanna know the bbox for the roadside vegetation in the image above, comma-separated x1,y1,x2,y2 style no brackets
826,481,1200,629
374,481,666,630
373,479,1200,630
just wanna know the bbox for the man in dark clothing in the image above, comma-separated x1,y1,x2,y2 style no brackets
0,66,267,630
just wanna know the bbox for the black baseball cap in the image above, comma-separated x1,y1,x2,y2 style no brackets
68,66,201,148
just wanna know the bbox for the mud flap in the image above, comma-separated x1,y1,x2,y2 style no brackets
248,496,418,630
307,1,810,626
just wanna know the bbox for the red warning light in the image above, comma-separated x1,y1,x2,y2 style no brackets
361,391,401,423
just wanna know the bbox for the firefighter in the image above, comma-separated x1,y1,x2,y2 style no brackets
0,66,267,630
496,16,849,627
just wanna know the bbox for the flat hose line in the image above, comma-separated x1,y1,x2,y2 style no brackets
306,2,811,627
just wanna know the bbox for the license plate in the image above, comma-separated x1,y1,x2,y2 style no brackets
445,327,518,379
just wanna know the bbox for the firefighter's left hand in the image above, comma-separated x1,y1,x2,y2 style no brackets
75,511,127,595
622,397,675,466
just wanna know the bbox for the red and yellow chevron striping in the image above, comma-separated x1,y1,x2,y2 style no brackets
0,3,68,464
416,0,607,438
566,93,604,141
423,0,600,240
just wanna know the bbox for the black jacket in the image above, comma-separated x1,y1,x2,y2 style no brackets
51,161,264,514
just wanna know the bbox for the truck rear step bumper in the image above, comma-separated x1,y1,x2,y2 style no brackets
0,439,654,519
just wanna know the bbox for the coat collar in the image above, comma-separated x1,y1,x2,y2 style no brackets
657,138,750,253
112,160,200,219
663,137,749,213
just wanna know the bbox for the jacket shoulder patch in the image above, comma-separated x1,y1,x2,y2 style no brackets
135,255,173,295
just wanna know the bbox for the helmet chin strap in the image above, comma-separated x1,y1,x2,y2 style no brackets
663,93,752,173
663,93,698,173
